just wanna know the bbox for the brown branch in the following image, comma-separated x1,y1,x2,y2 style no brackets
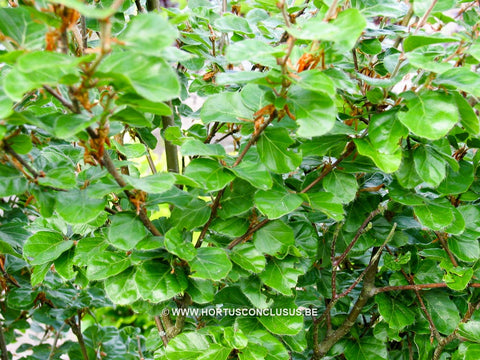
332,205,384,268
137,336,144,360
227,218,270,250
101,151,162,236
197,113,276,248
300,141,355,193
48,323,66,359
330,223,342,299
313,247,380,359
415,0,438,33
154,316,169,347
0,321,8,360
375,283,480,294
66,317,88,360
43,85,76,113
435,231,458,267
204,122,220,144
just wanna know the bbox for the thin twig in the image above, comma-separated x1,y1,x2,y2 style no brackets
43,85,76,113
330,223,342,299
300,141,355,193
332,205,384,268
227,218,270,249
161,102,179,174
204,122,220,144
415,0,438,33
66,317,89,360
435,231,458,267
137,336,145,360
48,323,66,359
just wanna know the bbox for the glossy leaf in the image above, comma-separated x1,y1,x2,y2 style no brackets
24,231,74,265
190,248,232,281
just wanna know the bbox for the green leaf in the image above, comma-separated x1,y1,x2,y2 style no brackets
413,146,446,187
184,158,235,192
231,160,273,190
247,330,289,360
215,13,253,34
344,337,387,360
254,188,303,219
111,107,152,127
8,134,32,155
253,220,295,257
116,94,172,116
375,293,415,330
437,160,474,195
104,268,140,305
458,321,480,343
455,92,479,135
0,164,28,197
287,9,367,50
435,67,480,97
224,327,248,349
424,290,460,334
50,0,120,19
396,151,422,189
403,35,458,52
443,266,473,291
56,189,106,224
259,258,302,296
414,198,455,231
124,172,175,194
73,237,109,267
187,278,215,304
257,127,302,174
200,92,253,124
289,87,336,138
398,91,459,140
98,52,180,102
135,260,187,302
86,251,131,280
323,171,358,204
164,333,210,359
190,248,232,281
170,198,211,231
24,231,74,265
120,13,179,56
230,243,266,273
181,138,226,157
107,213,148,250
258,297,303,336
226,39,279,67
368,110,407,154
239,277,271,309
354,138,402,173
164,227,196,261
307,192,344,220
0,7,46,49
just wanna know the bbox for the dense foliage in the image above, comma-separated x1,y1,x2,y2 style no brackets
1,0,480,359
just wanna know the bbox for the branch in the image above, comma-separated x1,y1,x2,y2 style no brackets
0,321,8,360
300,141,355,193
227,218,270,250
435,231,458,267
197,113,277,248
332,204,385,269
375,282,480,294
101,151,162,236
43,85,76,113
154,316,169,347
48,323,66,359
313,245,380,358
66,317,88,360
204,122,220,144
161,102,179,174
415,0,438,33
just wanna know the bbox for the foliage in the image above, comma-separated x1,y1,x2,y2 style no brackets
1,0,480,359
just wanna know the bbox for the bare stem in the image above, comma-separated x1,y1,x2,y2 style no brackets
154,316,169,347
0,321,8,360
161,102,180,174
415,0,438,33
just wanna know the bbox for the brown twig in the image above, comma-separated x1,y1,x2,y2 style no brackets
227,218,270,249
332,205,385,269
66,316,88,360
300,141,355,193
435,231,458,267
48,323,66,359
43,85,76,113
204,122,220,144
